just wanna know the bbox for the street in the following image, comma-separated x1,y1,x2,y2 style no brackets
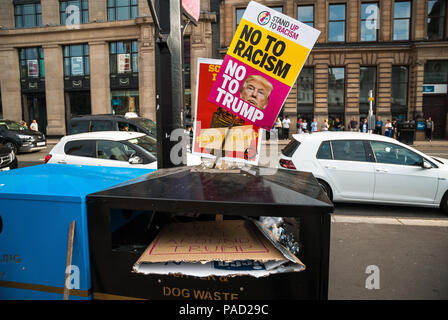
14,138,448,299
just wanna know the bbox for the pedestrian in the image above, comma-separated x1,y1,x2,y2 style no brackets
282,115,291,140
384,119,392,137
321,119,329,131
297,118,303,134
274,117,282,139
349,117,358,132
311,118,318,133
426,117,434,142
30,119,38,132
391,119,398,139
374,116,383,135
333,117,342,131
361,118,368,133
301,119,308,133
20,120,28,128
185,125,193,151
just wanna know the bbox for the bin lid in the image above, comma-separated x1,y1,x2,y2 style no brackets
0,164,154,203
87,166,333,217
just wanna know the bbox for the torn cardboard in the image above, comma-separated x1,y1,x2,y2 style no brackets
133,220,305,278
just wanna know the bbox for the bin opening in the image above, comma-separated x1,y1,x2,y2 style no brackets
109,209,305,278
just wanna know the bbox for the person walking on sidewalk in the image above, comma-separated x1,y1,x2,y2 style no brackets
274,117,282,139
384,119,393,137
426,117,434,142
321,119,329,131
361,118,368,133
374,116,383,135
349,117,358,132
30,119,39,132
301,119,308,133
311,118,318,133
282,116,291,140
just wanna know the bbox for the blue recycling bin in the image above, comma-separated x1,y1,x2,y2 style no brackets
0,164,154,300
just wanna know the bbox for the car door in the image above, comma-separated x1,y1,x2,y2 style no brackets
62,140,96,165
95,139,156,169
370,141,439,204
317,140,375,200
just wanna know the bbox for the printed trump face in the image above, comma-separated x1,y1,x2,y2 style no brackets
240,75,273,110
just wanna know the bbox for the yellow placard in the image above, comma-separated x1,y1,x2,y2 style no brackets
227,19,310,86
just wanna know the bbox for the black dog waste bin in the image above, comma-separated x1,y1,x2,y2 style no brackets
86,166,333,300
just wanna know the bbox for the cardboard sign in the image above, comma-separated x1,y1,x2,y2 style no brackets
192,58,262,165
133,220,305,278
208,1,320,131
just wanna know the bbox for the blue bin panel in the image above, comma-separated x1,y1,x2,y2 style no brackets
0,164,154,300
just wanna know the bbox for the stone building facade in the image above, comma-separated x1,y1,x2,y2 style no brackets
0,0,215,136
1,0,447,139
220,0,448,139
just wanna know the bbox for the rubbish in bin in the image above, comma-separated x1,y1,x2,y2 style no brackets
133,219,305,278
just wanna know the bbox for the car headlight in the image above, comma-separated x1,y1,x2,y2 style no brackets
9,150,15,161
17,134,33,140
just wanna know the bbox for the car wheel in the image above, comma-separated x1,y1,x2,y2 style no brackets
5,142,18,155
317,179,333,202
440,191,448,215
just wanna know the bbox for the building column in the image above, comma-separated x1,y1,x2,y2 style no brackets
409,60,425,118
43,45,66,136
314,55,329,125
41,0,60,26
377,58,393,119
89,41,110,115
0,48,22,121
138,23,156,120
190,15,214,122
345,53,362,124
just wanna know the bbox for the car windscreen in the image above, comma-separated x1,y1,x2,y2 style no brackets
281,139,301,157
0,121,27,132
133,118,156,135
70,120,90,134
127,135,157,162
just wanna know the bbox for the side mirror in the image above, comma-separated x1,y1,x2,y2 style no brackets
422,159,432,169
129,156,143,164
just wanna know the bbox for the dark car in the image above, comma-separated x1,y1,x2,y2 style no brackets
68,114,156,138
0,119,47,154
0,139,18,171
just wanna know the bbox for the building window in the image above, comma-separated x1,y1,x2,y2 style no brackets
424,60,448,83
361,2,379,41
14,1,42,28
328,67,345,110
329,4,346,42
109,41,138,75
427,0,447,40
236,6,282,30
297,67,314,113
111,90,139,115
19,47,44,79
107,0,138,21
393,1,411,40
391,66,408,114
63,44,90,76
297,5,314,27
359,67,377,114
60,0,89,25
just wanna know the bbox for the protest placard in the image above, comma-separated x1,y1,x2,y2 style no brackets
192,58,262,165
208,1,320,131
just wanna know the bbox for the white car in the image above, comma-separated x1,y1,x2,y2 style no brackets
45,131,201,169
279,131,448,214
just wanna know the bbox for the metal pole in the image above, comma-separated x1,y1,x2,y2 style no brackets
368,89,374,134
153,0,186,168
